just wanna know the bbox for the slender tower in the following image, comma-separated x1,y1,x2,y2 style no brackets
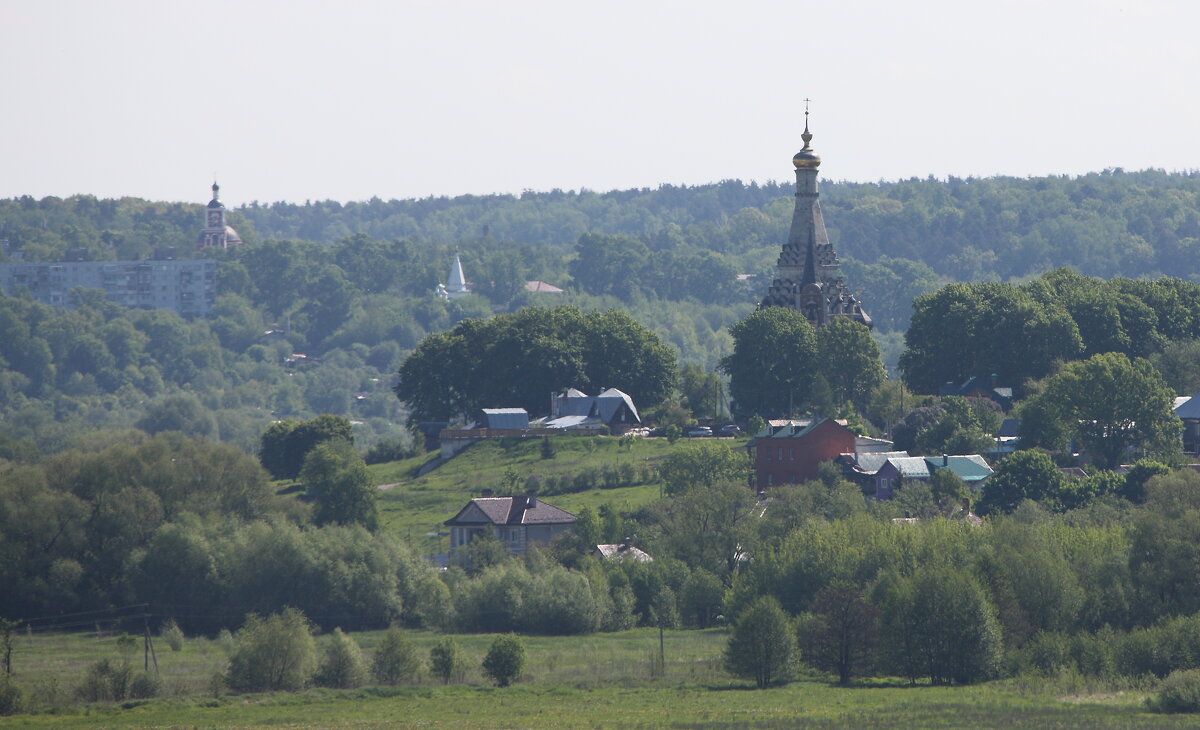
760,108,871,329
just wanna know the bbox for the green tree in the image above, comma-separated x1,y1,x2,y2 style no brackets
815,318,886,409
678,364,723,420
300,439,378,530
877,567,1003,685
481,633,526,687
977,450,1064,515
314,627,368,689
900,282,1083,393
429,637,465,684
1020,353,1181,468
724,596,795,688
659,441,749,496
394,306,676,424
226,608,319,692
721,308,817,417
800,582,877,685
371,628,421,685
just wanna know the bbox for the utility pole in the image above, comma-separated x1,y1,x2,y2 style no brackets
142,613,159,674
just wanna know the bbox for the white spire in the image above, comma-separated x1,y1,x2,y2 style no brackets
437,253,471,299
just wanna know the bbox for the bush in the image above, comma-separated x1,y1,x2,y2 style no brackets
482,634,526,687
0,678,22,716
226,608,318,692
160,619,185,652
429,638,465,684
77,659,133,702
371,628,421,685
129,671,161,699
1154,668,1200,713
315,628,368,689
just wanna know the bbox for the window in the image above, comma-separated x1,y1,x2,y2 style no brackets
767,474,774,486
789,448,795,461
777,447,784,461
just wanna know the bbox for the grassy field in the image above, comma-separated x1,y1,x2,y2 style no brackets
366,434,716,553
1,626,1190,729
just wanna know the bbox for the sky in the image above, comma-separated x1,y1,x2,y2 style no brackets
2,0,1198,206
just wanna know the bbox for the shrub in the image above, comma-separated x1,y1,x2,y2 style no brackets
371,628,421,685
129,671,161,699
429,638,465,684
315,628,368,689
0,678,22,716
1153,668,1200,713
226,608,318,692
482,634,526,687
77,659,133,702
160,619,185,652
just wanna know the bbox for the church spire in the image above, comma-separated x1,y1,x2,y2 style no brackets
758,107,871,329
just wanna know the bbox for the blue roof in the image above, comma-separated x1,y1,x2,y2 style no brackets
1176,394,1200,420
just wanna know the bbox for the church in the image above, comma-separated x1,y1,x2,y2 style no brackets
196,182,244,250
759,115,871,329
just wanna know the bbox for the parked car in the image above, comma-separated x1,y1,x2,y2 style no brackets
684,426,713,437
717,424,741,437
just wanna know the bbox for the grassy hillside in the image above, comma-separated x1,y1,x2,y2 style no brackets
368,435,733,554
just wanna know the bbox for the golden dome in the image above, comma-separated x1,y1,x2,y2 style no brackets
793,127,820,169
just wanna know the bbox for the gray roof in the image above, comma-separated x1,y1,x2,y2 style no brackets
850,451,910,475
1176,395,1200,420
594,388,640,424
886,456,931,479
595,544,653,563
480,408,530,429
445,496,576,527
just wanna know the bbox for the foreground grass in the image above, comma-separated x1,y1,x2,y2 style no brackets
1,627,1189,728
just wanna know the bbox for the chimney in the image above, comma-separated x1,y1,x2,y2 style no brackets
943,454,948,467
481,488,493,498
525,495,536,509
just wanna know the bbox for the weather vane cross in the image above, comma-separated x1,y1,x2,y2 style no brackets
803,97,811,115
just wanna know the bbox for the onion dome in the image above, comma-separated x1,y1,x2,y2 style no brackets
792,121,821,170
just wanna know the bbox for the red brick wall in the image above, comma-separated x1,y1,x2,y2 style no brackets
754,420,856,487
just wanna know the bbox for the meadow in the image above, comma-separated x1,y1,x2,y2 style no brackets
0,626,1188,729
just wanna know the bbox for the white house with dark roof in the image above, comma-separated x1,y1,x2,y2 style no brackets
445,495,576,556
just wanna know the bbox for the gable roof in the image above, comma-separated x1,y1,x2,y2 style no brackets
927,454,994,482
595,544,653,563
445,496,577,527
885,456,931,479
749,417,850,445
847,451,911,475
593,387,640,423
1176,394,1200,420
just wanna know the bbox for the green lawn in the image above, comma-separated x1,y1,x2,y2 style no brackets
367,435,724,553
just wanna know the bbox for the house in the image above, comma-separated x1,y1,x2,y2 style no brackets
593,542,653,563
539,387,642,434
938,375,1016,412
445,495,576,557
746,417,857,488
1174,394,1200,453
870,454,994,500
837,450,911,493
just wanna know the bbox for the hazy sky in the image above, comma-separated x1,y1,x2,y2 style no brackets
2,1,1197,206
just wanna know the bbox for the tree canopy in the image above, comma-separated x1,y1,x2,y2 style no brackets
394,306,676,424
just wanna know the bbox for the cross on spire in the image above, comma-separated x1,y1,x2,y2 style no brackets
803,98,812,133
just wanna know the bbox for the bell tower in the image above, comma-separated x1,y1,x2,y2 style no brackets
759,106,871,329
197,181,243,250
